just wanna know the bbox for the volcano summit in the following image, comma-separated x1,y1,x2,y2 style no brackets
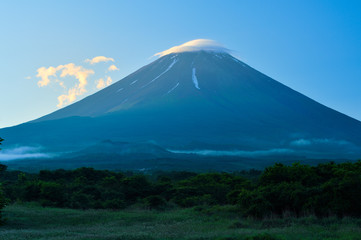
1,39,361,169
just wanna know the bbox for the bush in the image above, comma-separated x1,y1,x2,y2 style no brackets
172,173,249,207
24,181,41,201
0,182,5,225
143,195,167,210
237,188,272,218
239,161,361,218
40,181,65,207
70,192,94,209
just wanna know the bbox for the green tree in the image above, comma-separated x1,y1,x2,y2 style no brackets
173,173,249,207
40,181,65,207
0,138,6,224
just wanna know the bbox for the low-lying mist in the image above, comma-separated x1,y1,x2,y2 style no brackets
168,148,294,157
0,146,51,161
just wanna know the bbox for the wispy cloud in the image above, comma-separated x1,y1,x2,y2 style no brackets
168,148,294,157
25,76,32,80
96,76,113,89
57,64,94,107
290,138,351,147
85,56,114,64
155,39,230,57
59,63,94,94
96,78,105,89
57,88,77,108
0,146,51,161
108,64,119,71
36,66,58,87
56,79,66,89
290,139,311,146
36,63,94,107
106,76,112,85
35,56,118,108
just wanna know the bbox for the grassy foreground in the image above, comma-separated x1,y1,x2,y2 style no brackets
1,204,361,240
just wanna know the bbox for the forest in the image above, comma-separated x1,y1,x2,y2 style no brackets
1,160,361,224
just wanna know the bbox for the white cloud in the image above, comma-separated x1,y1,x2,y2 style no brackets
56,64,94,107
96,78,105,89
154,39,230,57
36,66,58,87
25,76,32,80
106,76,112,85
96,76,112,89
57,88,77,108
36,63,94,107
59,63,94,94
108,64,119,71
85,56,114,64
35,56,116,108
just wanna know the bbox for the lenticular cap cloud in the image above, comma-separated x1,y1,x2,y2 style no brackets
154,39,231,57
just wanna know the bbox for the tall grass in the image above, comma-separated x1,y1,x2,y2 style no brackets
1,203,361,240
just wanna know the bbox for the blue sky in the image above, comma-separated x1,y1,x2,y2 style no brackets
1,0,361,128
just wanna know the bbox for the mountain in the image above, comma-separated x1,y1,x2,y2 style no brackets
1,41,361,168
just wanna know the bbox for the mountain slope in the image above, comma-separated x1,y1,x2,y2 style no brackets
1,50,361,160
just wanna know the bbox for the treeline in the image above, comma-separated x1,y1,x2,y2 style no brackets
0,167,258,210
1,161,361,219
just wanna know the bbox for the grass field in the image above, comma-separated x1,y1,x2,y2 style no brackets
1,203,361,240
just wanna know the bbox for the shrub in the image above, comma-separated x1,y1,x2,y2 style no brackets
143,195,167,209
40,181,65,207
0,182,5,225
